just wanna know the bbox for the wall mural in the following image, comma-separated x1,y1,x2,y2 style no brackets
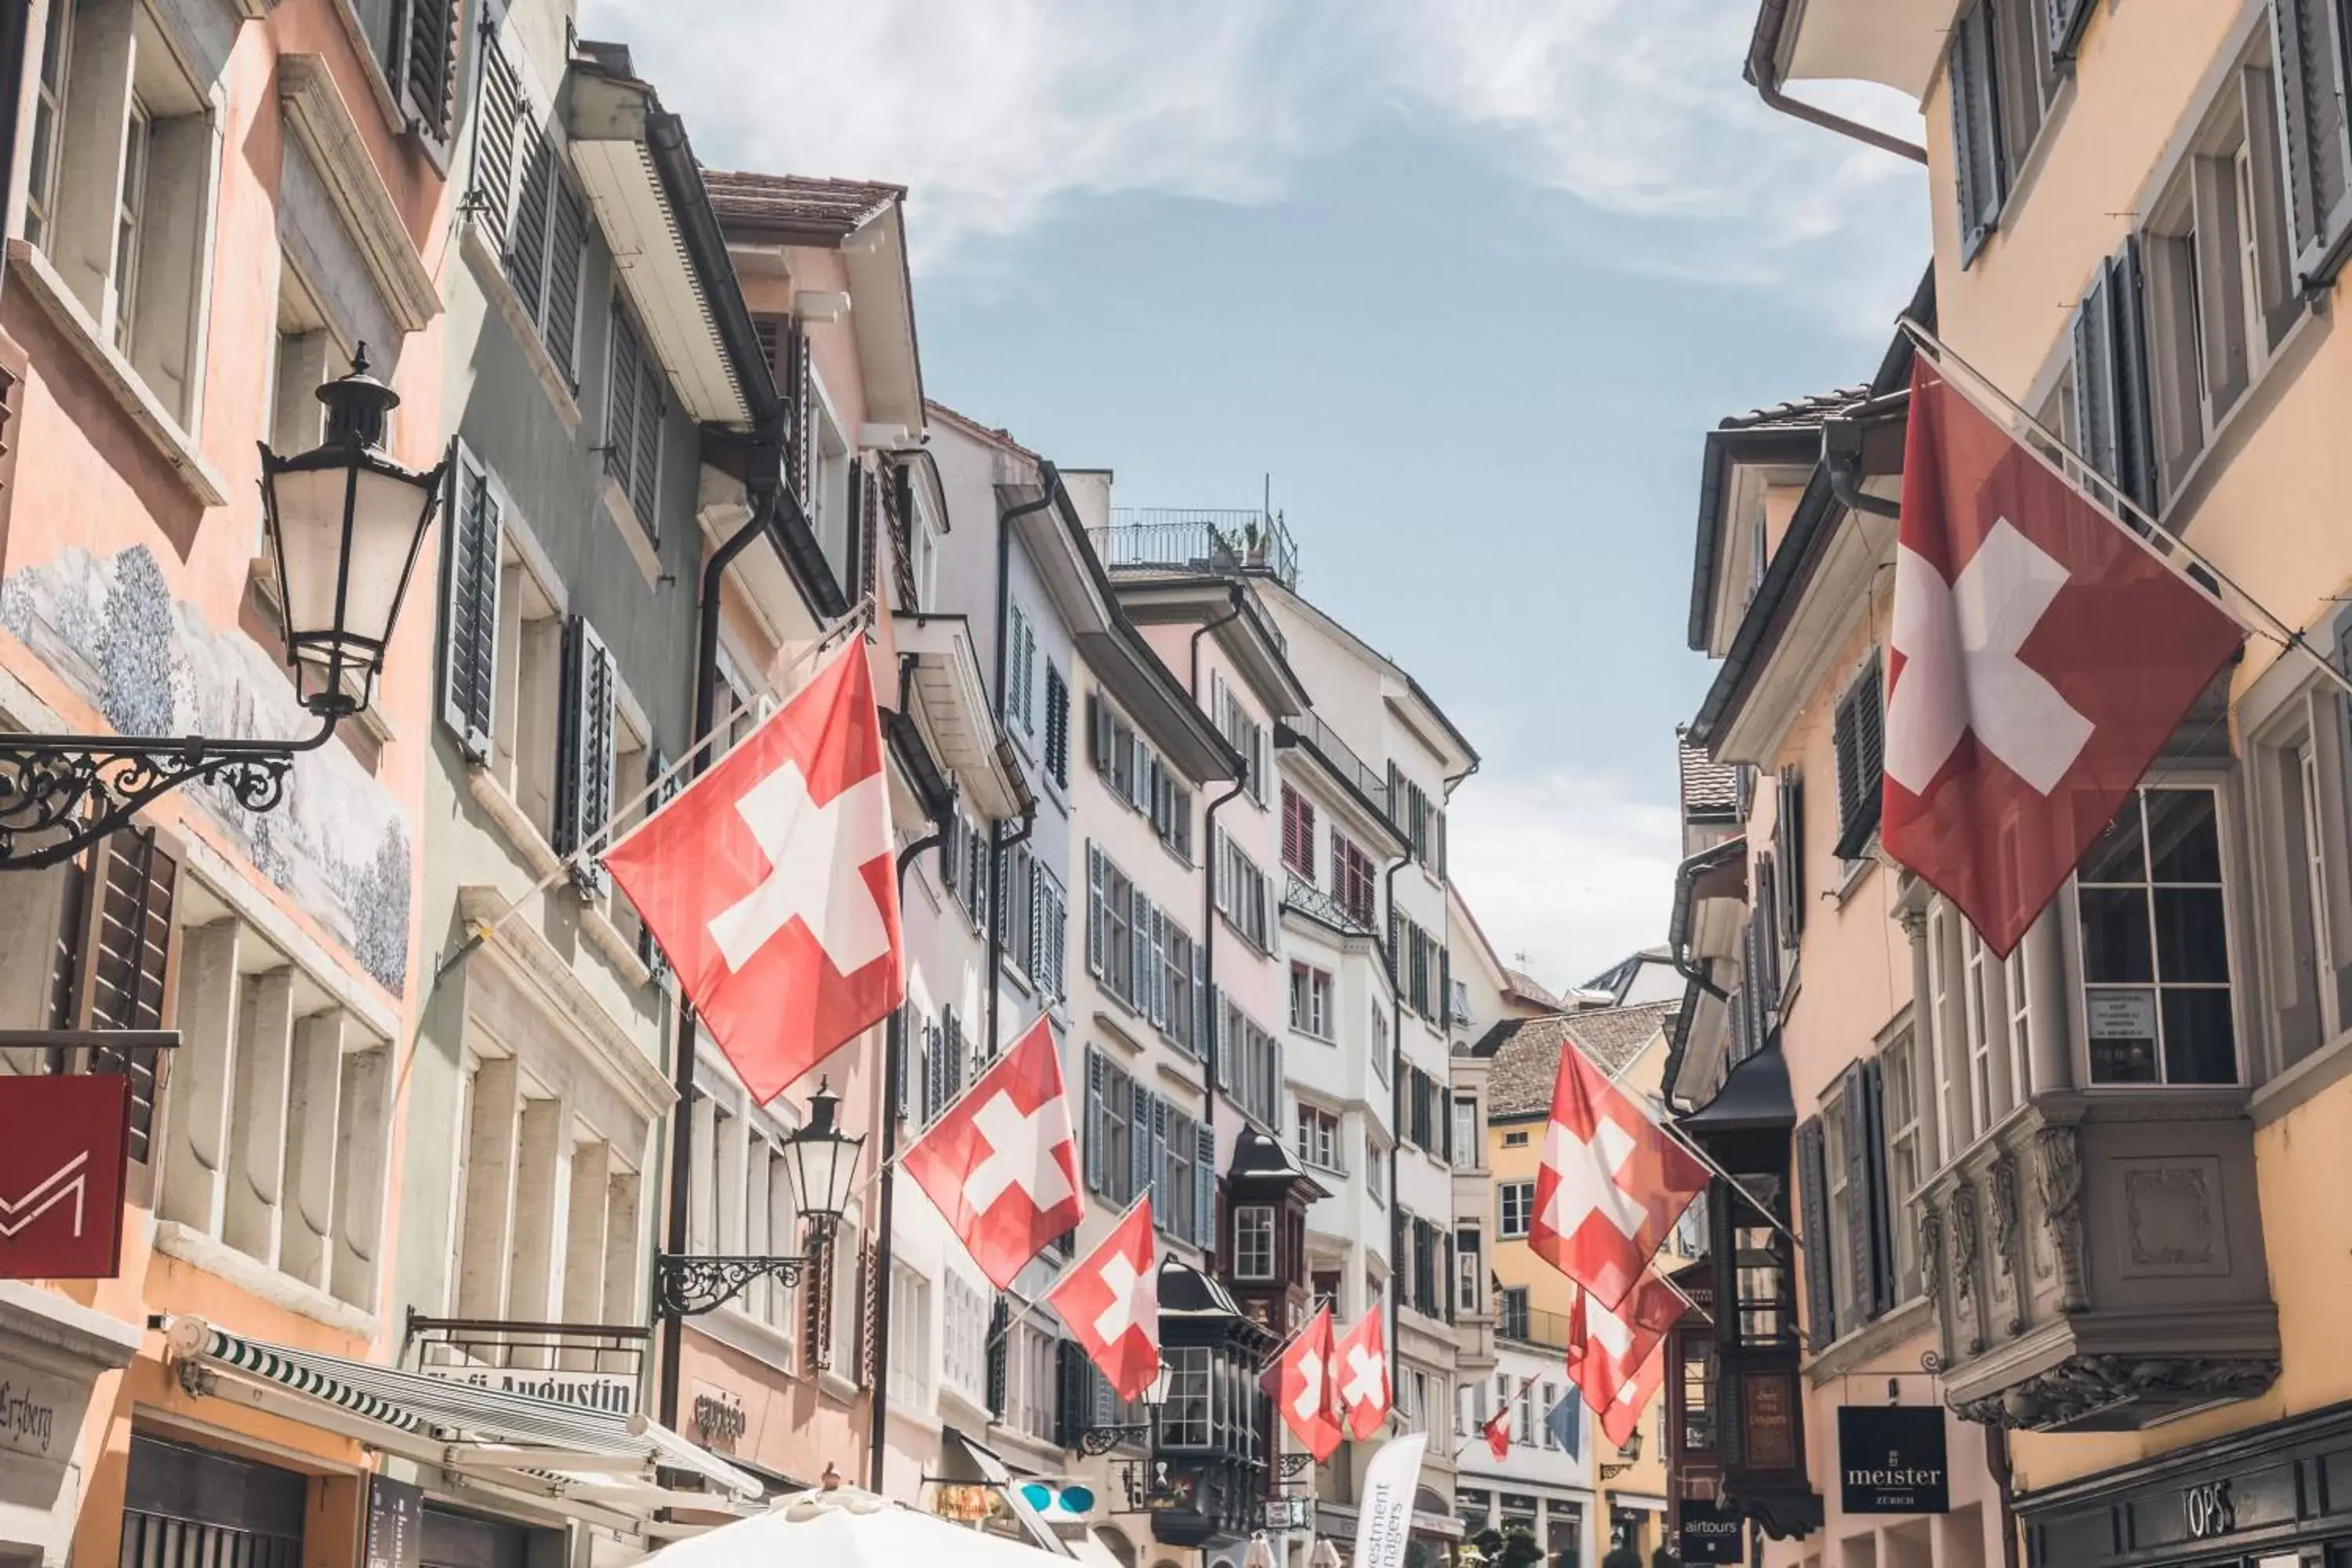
1,544,413,995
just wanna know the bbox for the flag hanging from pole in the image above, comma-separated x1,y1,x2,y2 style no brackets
1530,1045,1709,1309
899,1014,1083,1290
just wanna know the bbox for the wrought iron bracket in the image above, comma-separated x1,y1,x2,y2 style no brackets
0,717,339,871
654,1253,808,1317
1278,1454,1312,1479
1077,1424,1152,1457
1599,1461,1637,1481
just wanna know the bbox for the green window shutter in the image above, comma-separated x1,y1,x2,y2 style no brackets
555,616,615,897
441,455,500,760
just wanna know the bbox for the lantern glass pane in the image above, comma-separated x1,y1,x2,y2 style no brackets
269,463,432,653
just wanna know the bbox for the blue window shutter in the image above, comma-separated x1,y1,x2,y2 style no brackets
441,456,501,760
1084,1047,1105,1196
1194,1124,1217,1251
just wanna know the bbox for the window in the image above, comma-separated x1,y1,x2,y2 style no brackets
1290,963,1333,1038
1091,694,1193,858
1085,1047,1132,1203
888,1262,931,1406
1454,1229,1482,1316
1498,1287,1530,1341
1282,784,1317,877
31,0,217,426
1797,1060,1899,1346
1365,1129,1385,1202
1679,1331,1716,1454
1882,1032,1930,1304
1371,1001,1390,1086
2272,0,2352,289
1044,666,1071,788
1214,828,1273,950
1387,764,1448,877
2079,786,2238,1084
1160,1346,1213,1447
942,1272,989,1403
1502,1129,1529,1149
921,1011,966,1125
1218,1000,1283,1127
1947,0,2060,265
1031,864,1069,1002
474,39,589,382
1007,605,1037,735
1451,1096,1479,1170
350,0,463,147
1332,831,1377,927
1004,1320,1058,1443
604,302,665,535
1821,1101,1857,1335
1233,1206,1276,1280
1296,1104,1342,1173
1831,655,1885,859
1213,673,1269,801
1498,1181,1534,1239
1550,1504,1585,1564
2071,238,2161,516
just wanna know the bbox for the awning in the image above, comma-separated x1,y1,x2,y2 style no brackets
164,1317,762,1533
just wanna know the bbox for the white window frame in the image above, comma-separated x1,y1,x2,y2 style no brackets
2075,784,2242,1087
1233,1204,1276,1280
1497,1180,1534,1240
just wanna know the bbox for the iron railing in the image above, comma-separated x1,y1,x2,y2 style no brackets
1283,872,1377,938
1497,1302,1573,1351
1276,713,1392,824
1091,508,1301,589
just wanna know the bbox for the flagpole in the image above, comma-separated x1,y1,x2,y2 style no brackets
1896,317,2352,702
1453,1370,1543,1461
426,599,872,987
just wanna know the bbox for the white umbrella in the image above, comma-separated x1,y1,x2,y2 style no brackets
642,1484,1072,1568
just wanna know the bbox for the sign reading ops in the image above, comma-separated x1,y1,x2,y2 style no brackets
1838,1406,1951,1515
0,1075,132,1279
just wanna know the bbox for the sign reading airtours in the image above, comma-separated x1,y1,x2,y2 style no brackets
1838,1406,1950,1515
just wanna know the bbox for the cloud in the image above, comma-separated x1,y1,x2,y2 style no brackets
579,0,1929,325
1445,767,1682,993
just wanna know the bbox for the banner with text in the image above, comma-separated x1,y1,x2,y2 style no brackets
1351,1433,1428,1568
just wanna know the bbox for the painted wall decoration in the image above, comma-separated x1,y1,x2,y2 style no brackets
2,544,414,994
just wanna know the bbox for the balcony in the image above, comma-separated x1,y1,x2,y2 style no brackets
1918,1090,2280,1432
1277,712,1397,832
1283,872,1377,938
1091,507,1300,590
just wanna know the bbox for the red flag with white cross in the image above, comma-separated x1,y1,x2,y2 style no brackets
1048,1199,1160,1402
1882,356,2243,956
1570,1276,1684,1450
1332,1305,1392,1440
1530,1046,1708,1309
901,1014,1083,1290
604,638,902,1105
1275,1305,1345,1461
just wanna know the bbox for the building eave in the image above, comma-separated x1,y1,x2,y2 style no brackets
1773,0,1958,100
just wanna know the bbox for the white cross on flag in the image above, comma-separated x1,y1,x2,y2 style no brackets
1333,1305,1391,1441
899,1014,1083,1290
1568,1276,1684,1450
604,639,902,1105
1530,1045,1709,1310
1047,1198,1160,1402
1882,356,2242,956
1275,1305,1345,1461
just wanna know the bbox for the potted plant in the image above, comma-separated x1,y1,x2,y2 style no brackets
1601,1546,1645,1568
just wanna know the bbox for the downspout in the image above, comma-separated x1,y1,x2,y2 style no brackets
988,467,1061,1059
1824,408,1903,520
1199,774,1247,1272
1744,0,1927,165
1382,855,1409,1356
1189,585,1247,698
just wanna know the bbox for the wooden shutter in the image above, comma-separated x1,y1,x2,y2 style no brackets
545,181,587,379
390,0,460,143
2073,261,2122,488
2108,238,2160,514
1085,843,1104,978
985,1294,1011,1418
1752,858,1781,1021
1950,0,2005,265
890,1007,910,1121
639,747,677,976
2271,0,2352,278
1055,1338,1090,1449
1045,667,1070,786
1193,1124,1217,1250
2046,0,2093,60
1088,693,1112,777
1860,1057,1897,1319
787,322,815,507
470,39,524,249
1130,1084,1159,1207
506,120,553,320
1775,769,1806,947
1831,660,1885,860
630,347,663,528
62,829,180,1164
442,457,500,760
607,309,644,502
556,617,615,895
1794,1116,1837,1349
1083,1047,1105,1195
1150,1094,1171,1223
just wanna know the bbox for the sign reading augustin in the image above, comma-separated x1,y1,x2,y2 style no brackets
1838,1406,1950,1515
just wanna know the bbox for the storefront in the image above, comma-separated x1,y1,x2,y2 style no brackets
2016,1401,2352,1568
0,1285,142,1568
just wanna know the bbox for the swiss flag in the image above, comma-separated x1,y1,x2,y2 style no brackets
1048,1200,1160,1402
1275,1305,1345,1461
901,1015,1083,1290
1883,358,2242,956
1332,1306,1391,1440
605,639,902,1104
1530,1047,1709,1309
1482,1399,1513,1461
1570,1277,1684,1450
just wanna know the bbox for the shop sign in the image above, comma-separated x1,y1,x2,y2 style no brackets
0,1363,72,1460
1676,1497,1744,1564
692,1389,746,1447
0,1075,131,1279
2183,1479,2234,1539
416,1365,634,1414
1740,1372,1798,1470
1838,1406,1950,1515
363,1475,423,1568
1262,1495,1314,1532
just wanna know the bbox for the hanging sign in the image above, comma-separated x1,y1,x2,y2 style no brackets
1676,1497,1744,1564
0,1074,131,1279
1838,1406,1951,1514
362,1475,423,1568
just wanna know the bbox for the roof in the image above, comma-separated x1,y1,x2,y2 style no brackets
1679,734,1742,821
925,398,1041,463
1501,968,1563,1010
1484,1000,1680,1119
1718,386,1871,430
702,171,906,241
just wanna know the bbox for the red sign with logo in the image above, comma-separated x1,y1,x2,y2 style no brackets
0,1074,131,1279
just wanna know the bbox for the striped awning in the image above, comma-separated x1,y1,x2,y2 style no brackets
165,1317,763,1523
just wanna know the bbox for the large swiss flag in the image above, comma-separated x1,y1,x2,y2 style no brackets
1048,1200,1160,1402
605,639,902,1104
901,1015,1083,1290
1530,1046,1708,1310
1274,1305,1345,1461
1883,358,2242,956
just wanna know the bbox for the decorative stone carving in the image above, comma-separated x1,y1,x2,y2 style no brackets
1951,1355,2279,1432
1949,1182,1985,1354
1989,1154,2024,1334
2033,1124,2089,1312
1918,1201,1943,1308
2122,1163,2223,1273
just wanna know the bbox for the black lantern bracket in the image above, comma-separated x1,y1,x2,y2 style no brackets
653,1251,814,1318
1076,1423,1153,1458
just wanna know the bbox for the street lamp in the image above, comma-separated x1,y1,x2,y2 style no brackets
655,1077,866,1316
1078,1359,1173,1456
0,349,446,870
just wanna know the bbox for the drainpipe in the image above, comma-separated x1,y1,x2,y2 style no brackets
988,467,1059,1059
1189,585,1246,698
1200,775,1248,1272
1382,854,1408,1354
1744,0,1926,164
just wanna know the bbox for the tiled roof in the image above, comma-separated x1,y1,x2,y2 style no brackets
703,171,905,240
1485,1000,1681,1119
1501,968,1563,1010
1679,735,1741,820
1716,386,1869,432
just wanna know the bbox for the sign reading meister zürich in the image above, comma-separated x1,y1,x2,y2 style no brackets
1838,1406,1951,1515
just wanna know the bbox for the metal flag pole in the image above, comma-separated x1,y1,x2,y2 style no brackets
1896,316,2352,702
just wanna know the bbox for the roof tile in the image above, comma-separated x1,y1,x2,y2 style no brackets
1484,1000,1680,1119
703,170,906,241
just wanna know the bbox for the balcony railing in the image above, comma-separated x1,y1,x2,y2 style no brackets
1091,507,1301,590
1277,713,1393,826
1283,872,1377,937
1497,1303,1573,1351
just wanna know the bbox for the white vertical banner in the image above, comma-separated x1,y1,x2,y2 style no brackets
1350,1433,1428,1568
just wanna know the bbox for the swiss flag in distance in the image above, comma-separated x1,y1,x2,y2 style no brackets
901,1015,1083,1290
1530,1047,1708,1310
1570,1276,1684,1450
1332,1306,1391,1441
1048,1200,1160,1403
605,639,902,1104
1882,358,2242,956
1482,1400,1512,1461
1275,1305,1345,1461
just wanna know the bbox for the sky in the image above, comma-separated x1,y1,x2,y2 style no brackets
579,0,1930,989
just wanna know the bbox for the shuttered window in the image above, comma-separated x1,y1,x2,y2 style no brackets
442,453,502,760
1951,0,2005,264
1007,607,1036,733
1193,1124,1217,1250
389,0,462,147
2271,0,2352,283
1831,655,1885,861
2071,240,2161,514
2046,0,2092,60
470,45,522,252
1794,1116,1836,1351
1043,666,1070,788
1774,769,1806,947
639,747,677,977
1281,784,1316,878
554,617,616,896
474,49,590,383
48,829,180,1163
605,304,664,535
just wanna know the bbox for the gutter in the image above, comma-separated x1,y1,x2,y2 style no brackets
1382,853,1409,1356
1667,836,1746,1004
1744,0,1927,165
1199,774,1250,1271
1190,585,1247,698
989,472,1061,1061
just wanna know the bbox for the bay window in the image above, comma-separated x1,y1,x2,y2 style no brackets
2078,786,2237,1085
1232,1205,1276,1280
